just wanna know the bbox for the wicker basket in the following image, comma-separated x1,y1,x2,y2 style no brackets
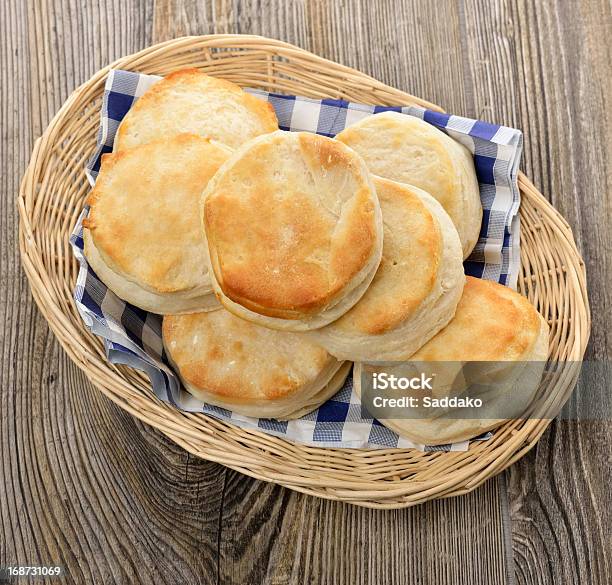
18,35,590,509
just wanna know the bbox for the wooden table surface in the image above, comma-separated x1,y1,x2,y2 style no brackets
1,1,610,584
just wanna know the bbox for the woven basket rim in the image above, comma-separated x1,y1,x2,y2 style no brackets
17,34,591,508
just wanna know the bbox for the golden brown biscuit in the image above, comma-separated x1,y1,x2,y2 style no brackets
410,277,543,362
163,308,350,419
353,277,549,445
83,134,230,314
203,130,384,331
114,69,278,151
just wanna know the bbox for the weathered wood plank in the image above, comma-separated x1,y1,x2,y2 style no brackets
217,472,510,585
461,1,611,584
2,2,225,584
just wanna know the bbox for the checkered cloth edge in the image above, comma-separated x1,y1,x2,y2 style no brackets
70,69,522,450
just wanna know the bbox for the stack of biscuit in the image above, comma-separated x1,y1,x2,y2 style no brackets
83,68,548,443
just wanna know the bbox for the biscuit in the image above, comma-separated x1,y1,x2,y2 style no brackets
163,308,351,419
353,277,549,445
114,69,279,151
203,131,384,331
83,134,229,314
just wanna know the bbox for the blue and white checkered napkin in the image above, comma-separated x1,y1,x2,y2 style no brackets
70,69,523,451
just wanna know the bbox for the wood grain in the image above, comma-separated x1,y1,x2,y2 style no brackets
218,472,510,585
483,2,611,583
1,1,609,584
